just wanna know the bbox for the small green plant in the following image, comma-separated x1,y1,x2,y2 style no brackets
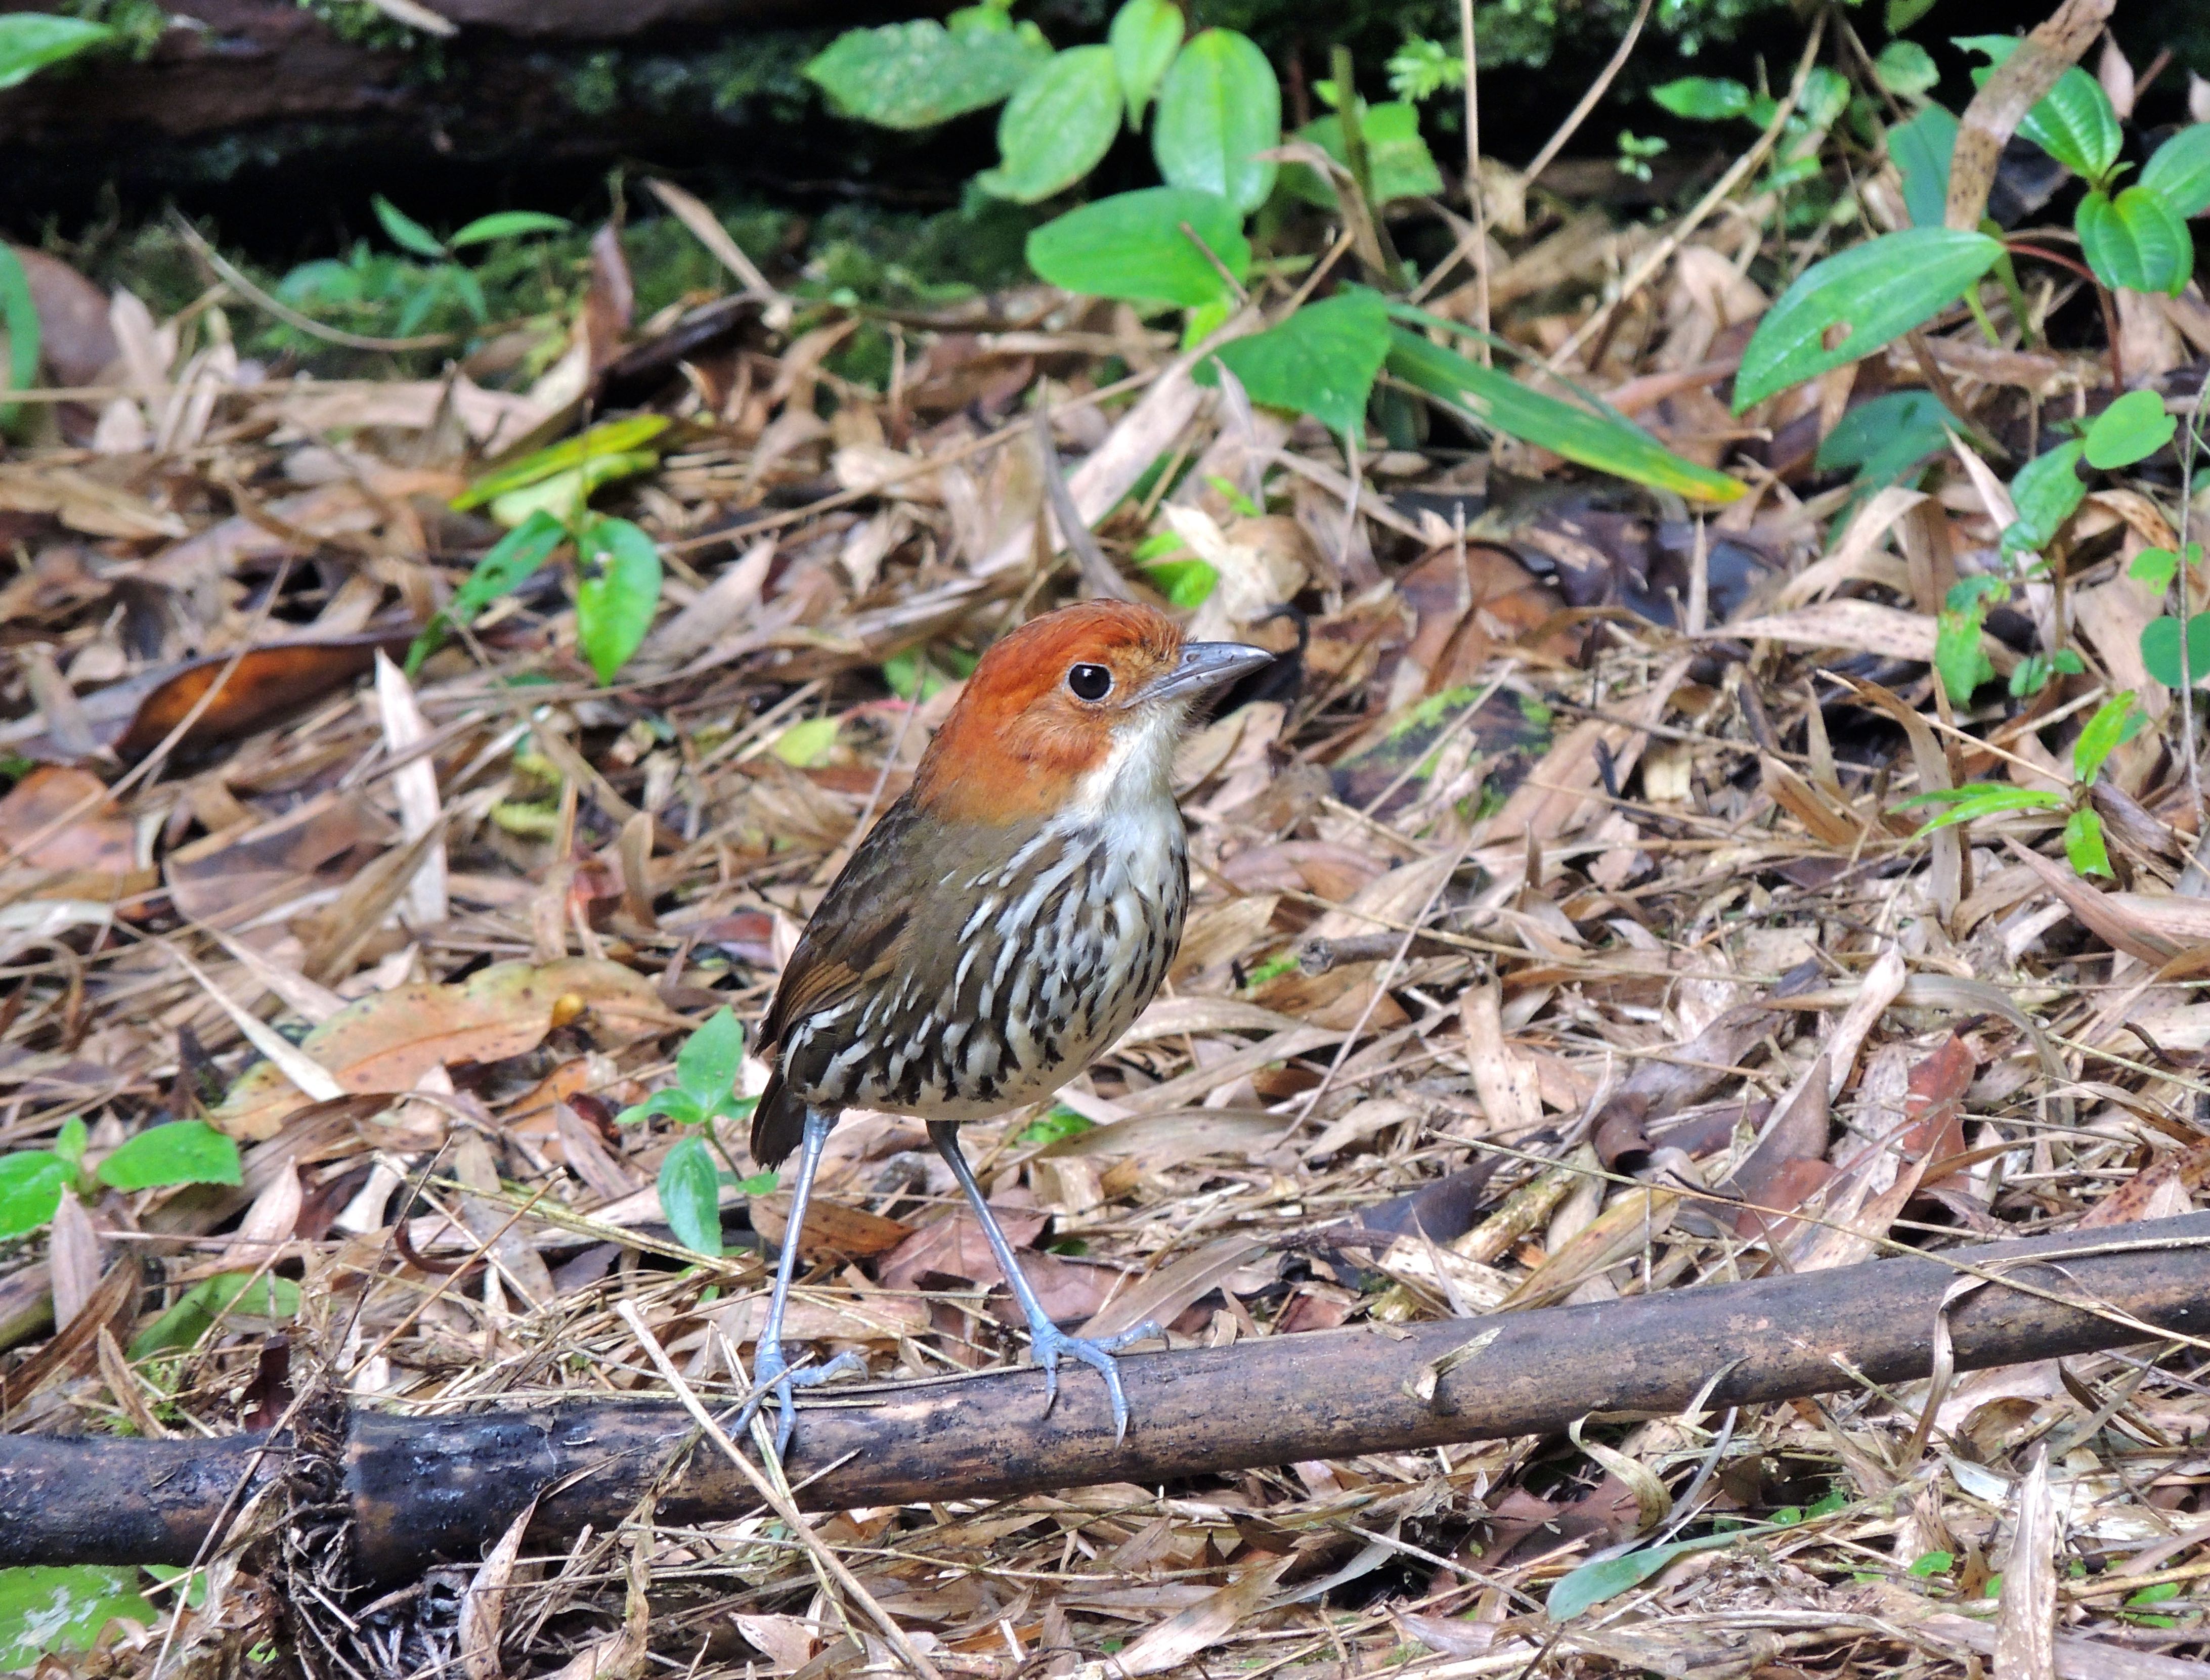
277,196,571,340
0,1116,240,1241
617,1008,777,1258
1899,690,2143,878
408,414,669,683
0,12,113,89
0,1566,153,1669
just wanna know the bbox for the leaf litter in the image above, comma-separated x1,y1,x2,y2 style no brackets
5,33,2210,1680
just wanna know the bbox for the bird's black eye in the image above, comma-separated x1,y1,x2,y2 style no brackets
1067,662,1113,701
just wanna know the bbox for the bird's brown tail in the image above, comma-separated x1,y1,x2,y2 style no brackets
749,1072,807,1170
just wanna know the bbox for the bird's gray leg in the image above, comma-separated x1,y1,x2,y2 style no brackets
734,1104,861,1455
928,1120,1159,1440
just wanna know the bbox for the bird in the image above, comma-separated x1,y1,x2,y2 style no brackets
739,599,1274,1450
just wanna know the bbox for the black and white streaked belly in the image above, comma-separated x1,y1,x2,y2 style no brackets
781,816,1187,1123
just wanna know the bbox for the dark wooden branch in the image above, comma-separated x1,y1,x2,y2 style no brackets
6,1214,2209,1581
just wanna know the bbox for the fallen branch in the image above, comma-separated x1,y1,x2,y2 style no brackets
4,1213,2207,1581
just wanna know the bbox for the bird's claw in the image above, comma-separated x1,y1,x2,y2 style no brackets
735,1345,865,1458
1029,1318,1161,1441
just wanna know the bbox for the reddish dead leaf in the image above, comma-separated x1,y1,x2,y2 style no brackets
0,765,134,876
113,630,417,760
748,1193,914,1261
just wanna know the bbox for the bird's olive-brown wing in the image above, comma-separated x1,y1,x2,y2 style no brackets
757,794,928,1057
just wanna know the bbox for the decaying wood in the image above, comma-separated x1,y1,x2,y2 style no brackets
5,1213,2206,1581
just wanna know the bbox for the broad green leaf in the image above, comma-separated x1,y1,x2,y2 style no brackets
2002,439,2086,555
1650,77,1749,121
52,1115,85,1167
2084,390,2176,470
676,1007,747,1108
406,509,569,674
1197,290,1392,435
2140,123,2210,219
617,1087,706,1128
2077,186,2191,296
1934,603,1998,705
1889,105,1959,230
0,14,113,90
1815,389,1956,485
1142,557,1217,607
979,46,1123,203
1957,38,2121,183
0,1567,153,1668
2130,547,2179,593
771,715,841,767
1109,0,1182,128
805,19,1049,129
2072,691,2141,784
1286,102,1444,208
659,1134,724,1257
1910,784,2065,831
2140,612,2210,688
1548,1531,1747,1620
574,515,663,684
1887,0,1937,29
131,1273,301,1358
1734,227,2002,411
1153,29,1281,214
0,1152,70,1240
95,1121,241,1193
372,195,447,259
0,245,36,434
489,453,656,530
2065,807,2111,876
1873,41,1939,99
1026,187,1247,307
453,415,672,510
449,210,572,247
1386,323,1744,503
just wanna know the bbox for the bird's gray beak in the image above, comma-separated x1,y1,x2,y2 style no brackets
1144,641,1276,704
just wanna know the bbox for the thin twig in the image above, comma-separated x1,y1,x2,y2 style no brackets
1458,0,1491,363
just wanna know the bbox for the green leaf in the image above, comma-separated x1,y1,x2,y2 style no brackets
407,509,570,674
2140,123,2210,219
1889,105,1959,230
1956,38,2121,183
804,19,1050,129
1935,602,1999,705
2140,612,2210,688
0,243,38,437
1873,40,1940,99
0,14,113,90
2129,546,2181,593
1142,558,1217,606
1197,290,1391,435
1909,1549,1956,1576
130,1273,301,1359
1887,0,1938,29
1026,188,1247,308
52,1115,86,1167
676,1007,746,1107
1153,28,1281,214
2002,439,2086,555
1548,1530,1748,1620
489,453,656,530
1734,227,2002,411
0,1567,154,1668
574,515,663,684
738,1169,778,1196
2072,692,2142,784
0,1152,70,1240
1109,0,1182,128
1651,77,1750,120
1017,1105,1095,1146
616,1088,706,1128
1815,389,1956,485
1909,784,2066,831
1385,322,1745,503
2064,807,2112,877
372,195,448,260
2128,1580,2186,1607
452,415,672,510
449,211,573,248
658,1134,724,1257
978,46,1123,203
1286,101,1444,208
95,1121,242,1193
2077,186,2193,296
2084,390,2177,470
771,715,840,767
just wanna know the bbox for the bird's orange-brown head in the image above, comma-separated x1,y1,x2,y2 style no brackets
910,600,1272,827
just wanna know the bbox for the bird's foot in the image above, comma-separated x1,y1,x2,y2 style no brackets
1027,1318,1161,1441
734,1343,865,1458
